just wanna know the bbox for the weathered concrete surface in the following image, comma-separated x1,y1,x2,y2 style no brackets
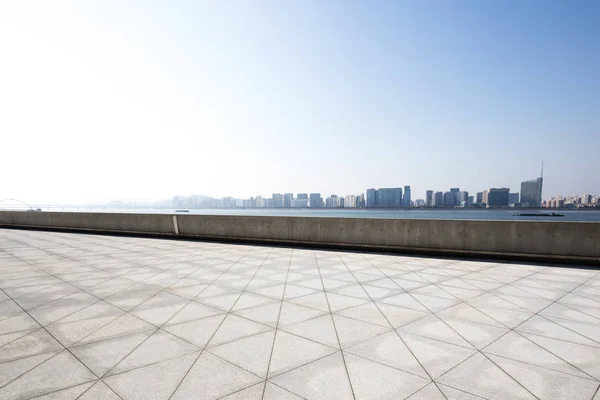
0,211,598,264
0,211,175,235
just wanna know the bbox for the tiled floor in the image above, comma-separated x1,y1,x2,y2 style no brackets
0,229,599,400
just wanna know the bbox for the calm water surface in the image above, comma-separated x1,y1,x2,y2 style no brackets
32,208,600,222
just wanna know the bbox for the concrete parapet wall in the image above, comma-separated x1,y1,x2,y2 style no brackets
0,211,176,235
0,211,598,264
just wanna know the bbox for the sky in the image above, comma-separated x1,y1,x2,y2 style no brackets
1,0,599,205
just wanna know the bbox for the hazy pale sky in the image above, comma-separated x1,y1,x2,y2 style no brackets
1,0,599,204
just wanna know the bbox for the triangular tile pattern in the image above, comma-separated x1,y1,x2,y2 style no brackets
346,331,428,378
270,352,354,399
399,332,476,378
345,353,430,399
105,352,198,400
488,354,600,400
437,353,537,400
1,229,600,400
267,330,338,377
107,329,199,376
32,382,95,400
170,352,262,399
0,351,96,400
208,330,275,378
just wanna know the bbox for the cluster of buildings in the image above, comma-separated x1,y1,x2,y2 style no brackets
424,175,544,209
543,194,600,209
170,167,598,210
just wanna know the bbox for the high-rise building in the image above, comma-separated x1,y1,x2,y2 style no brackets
272,193,283,208
376,188,402,208
467,196,474,207
358,193,365,208
582,193,592,204
344,195,358,208
291,198,309,207
520,165,544,207
509,192,520,205
450,188,460,206
487,188,510,207
476,192,483,203
283,193,293,208
403,186,411,207
458,191,468,204
366,189,377,208
443,191,453,206
425,190,433,207
309,193,322,208
433,191,443,207
520,178,543,207
482,190,489,205
297,193,308,200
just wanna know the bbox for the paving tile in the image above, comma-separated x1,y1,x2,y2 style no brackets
105,352,198,400
268,330,337,377
270,352,354,400
233,302,282,328
130,292,188,326
28,292,98,326
248,284,285,300
400,314,474,348
77,313,155,345
336,302,390,327
282,314,340,348
208,314,272,347
165,301,223,325
32,381,95,400
375,302,430,328
345,331,427,378
0,351,96,400
221,382,264,399
345,353,430,400
263,382,304,399
288,292,330,312
46,301,124,346
104,283,161,311
0,312,40,335
231,292,278,312
488,354,600,400
378,293,429,312
71,331,154,376
0,329,63,362
483,331,591,378
0,351,57,387
278,302,327,327
398,332,476,378
108,329,199,376
407,382,446,400
0,328,37,347
539,302,600,324
468,304,533,328
332,315,390,349
440,316,509,349
283,283,319,299
520,332,600,380
437,302,506,327
78,380,121,400
209,330,275,378
0,300,24,318
437,353,537,400
171,352,262,400
515,315,599,347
